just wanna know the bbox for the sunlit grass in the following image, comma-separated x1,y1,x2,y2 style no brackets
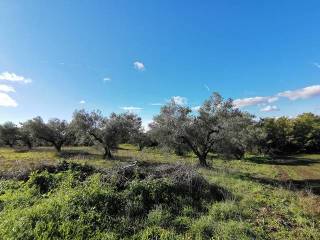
0,145,319,239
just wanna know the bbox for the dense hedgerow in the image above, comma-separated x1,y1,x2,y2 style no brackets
0,162,229,239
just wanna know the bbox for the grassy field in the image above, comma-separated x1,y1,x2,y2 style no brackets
0,145,319,239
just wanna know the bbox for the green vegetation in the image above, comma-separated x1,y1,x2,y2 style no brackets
0,146,319,239
259,113,320,155
0,93,319,239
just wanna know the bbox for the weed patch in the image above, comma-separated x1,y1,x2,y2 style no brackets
0,162,229,239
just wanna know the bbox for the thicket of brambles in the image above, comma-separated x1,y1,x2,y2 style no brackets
0,93,319,166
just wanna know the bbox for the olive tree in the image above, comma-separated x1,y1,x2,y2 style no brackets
151,93,243,166
240,122,268,155
149,111,190,156
0,122,19,147
19,120,36,149
72,110,142,159
212,112,254,159
259,117,295,155
28,117,72,152
130,131,156,151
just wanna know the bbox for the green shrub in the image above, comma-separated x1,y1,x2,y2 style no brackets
147,206,172,227
0,162,228,239
28,171,60,194
133,226,178,240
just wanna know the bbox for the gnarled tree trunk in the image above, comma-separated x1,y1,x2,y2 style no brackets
26,141,32,150
103,147,113,159
198,154,208,167
53,143,62,152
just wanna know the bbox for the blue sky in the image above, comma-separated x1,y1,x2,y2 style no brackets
0,0,320,127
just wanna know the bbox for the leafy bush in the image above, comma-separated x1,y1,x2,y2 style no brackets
0,162,229,239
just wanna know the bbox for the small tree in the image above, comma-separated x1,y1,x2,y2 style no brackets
72,110,142,159
212,112,254,159
19,120,35,149
149,119,190,156
242,122,268,155
292,113,320,153
130,131,156,151
28,117,71,152
0,122,19,148
259,117,295,155
151,93,243,166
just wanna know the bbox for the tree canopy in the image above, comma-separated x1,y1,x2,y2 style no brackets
72,110,142,159
0,122,19,148
150,93,252,166
28,117,72,152
0,93,319,162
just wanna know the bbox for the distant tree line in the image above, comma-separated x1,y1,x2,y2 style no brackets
0,92,319,166
257,113,320,155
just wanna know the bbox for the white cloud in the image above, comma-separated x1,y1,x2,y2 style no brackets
172,96,187,105
0,92,18,107
0,84,15,93
121,106,143,112
268,96,279,103
260,105,279,112
234,84,320,109
133,61,145,71
278,85,320,100
0,72,32,83
192,105,201,111
142,119,153,132
233,96,278,108
204,84,210,91
79,100,86,104
150,103,163,106
103,77,111,82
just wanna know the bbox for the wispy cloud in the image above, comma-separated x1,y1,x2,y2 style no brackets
103,77,111,82
79,100,86,104
121,106,143,112
313,62,320,69
233,96,278,108
233,84,320,109
260,105,279,112
0,72,32,83
204,84,210,91
278,85,320,100
149,103,163,106
133,61,145,71
0,92,18,107
172,96,188,105
0,84,15,93
268,96,279,103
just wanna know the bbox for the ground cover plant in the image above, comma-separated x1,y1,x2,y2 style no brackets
0,146,319,239
0,161,230,239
